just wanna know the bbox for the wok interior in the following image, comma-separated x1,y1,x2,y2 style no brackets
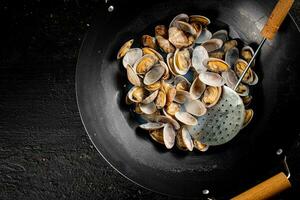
76,0,300,198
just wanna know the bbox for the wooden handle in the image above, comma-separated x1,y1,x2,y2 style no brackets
261,0,294,40
231,172,291,200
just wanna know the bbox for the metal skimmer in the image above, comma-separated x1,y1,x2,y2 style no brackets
188,86,245,146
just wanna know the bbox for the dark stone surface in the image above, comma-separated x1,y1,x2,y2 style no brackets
0,0,299,199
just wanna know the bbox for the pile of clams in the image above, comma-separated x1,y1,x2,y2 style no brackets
117,13,257,152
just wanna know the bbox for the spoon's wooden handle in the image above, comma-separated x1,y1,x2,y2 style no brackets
261,0,294,40
231,172,291,200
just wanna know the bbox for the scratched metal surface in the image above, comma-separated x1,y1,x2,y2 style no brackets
0,0,299,199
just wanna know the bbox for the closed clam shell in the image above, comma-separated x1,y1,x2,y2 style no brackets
142,35,157,49
201,39,223,53
165,102,181,116
225,47,239,68
212,29,229,43
169,13,189,27
145,81,161,92
234,59,254,84
184,99,207,117
195,28,212,44
199,71,225,87
156,35,175,53
155,90,167,109
134,54,158,74
193,140,209,152
201,86,222,108
163,123,176,149
150,129,164,145
174,48,191,75
142,90,159,104
143,64,165,85
172,20,197,36
155,25,168,38
126,65,141,86
189,15,211,26
139,102,157,115
168,27,189,49
203,58,230,73
142,47,164,61
223,40,238,52
174,90,191,104
117,39,134,59
156,115,181,130
242,109,254,128
189,77,206,100
127,86,145,103
122,48,143,68
176,127,194,151
192,46,209,73
175,111,198,126
139,122,164,130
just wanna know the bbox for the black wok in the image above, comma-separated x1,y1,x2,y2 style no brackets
76,0,300,198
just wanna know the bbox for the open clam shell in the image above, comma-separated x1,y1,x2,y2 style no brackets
142,47,164,61
242,95,252,107
234,59,254,85
175,111,198,126
242,109,254,128
156,115,181,130
134,54,158,75
223,39,238,52
155,90,167,109
165,102,181,117
126,65,141,87
142,90,159,104
149,129,164,145
142,35,157,49
195,28,212,44
193,140,209,152
156,35,175,53
143,64,165,86
225,47,239,68
174,75,191,91
139,122,165,130
189,15,211,26
189,77,206,100
127,86,145,103
173,48,191,75
199,71,225,87
174,90,191,104
145,81,161,92
117,39,134,59
139,102,157,115
166,53,178,76
212,29,229,43
201,39,223,53
209,49,225,60
168,27,189,49
241,46,255,64
163,123,176,149
169,13,189,27
176,127,194,151
201,86,222,108
159,61,170,80
172,20,197,36
203,58,230,73
122,48,143,68
192,46,209,73
184,98,207,117
155,25,168,38
166,87,177,105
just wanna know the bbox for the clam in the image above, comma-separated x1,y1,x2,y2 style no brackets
242,95,252,106
209,49,225,60
174,90,191,104
193,140,209,152
189,15,211,26
242,109,254,128
149,129,164,145
139,122,165,130
156,115,181,130
145,81,161,91
190,22,202,38
134,54,158,75
166,53,178,76
234,59,255,85
134,104,143,114
249,71,259,86
221,69,238,89
142,90,159,104
223,40,238,52
166,86,177,105
225,47,239,68
192,46,209,73
199,71,225,87
126,65,141,86
125,95,133,105
195,28,212,44
163,123,176,149
122,48,143,68
169,13,189,27
127,86,145,103
155,90,167,109
175,111,198,126
174,75,191,91
176,127,194,151
168,27,189,49
212,29,229,43
201,86,222,108
155,25,168,38
117,39,134,59
172,20,197,36
143,64,165,85
159,61,170,80
189,77,206,100
173,48,191,75
156,35,175,53
165,102,181,116
142,47,164,61
201,39,223,53
241,46,255,63
142,35,157,49
236,83,250,97
184,99,207,116
139,102,157,115
203,58,230,73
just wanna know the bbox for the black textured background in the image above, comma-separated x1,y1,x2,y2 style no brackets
0,0,299,199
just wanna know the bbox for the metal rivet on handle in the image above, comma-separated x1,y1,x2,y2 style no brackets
276,148,283,155
108,5,114,12
202,189,210,195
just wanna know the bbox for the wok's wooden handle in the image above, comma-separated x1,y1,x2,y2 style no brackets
261,0,294,40
231,172,291,200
